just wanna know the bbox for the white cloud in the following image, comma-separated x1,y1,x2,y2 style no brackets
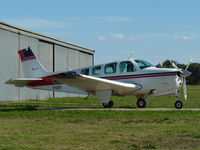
97,33,138,41
105,17,132,22
173,35,198,40
110,33,125,40
5,18,66,29
98,33,200,42
97,36,107,41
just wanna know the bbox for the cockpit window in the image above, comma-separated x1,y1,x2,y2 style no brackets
119,61,136,73
135,59,154,69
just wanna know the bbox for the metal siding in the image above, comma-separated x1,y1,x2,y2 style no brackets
68,49,80,97
38,41,53,99
38,41,53,72
88,55,93,66
68,49,80,70
79,52,93,68
55,45,68,71
0,29,18,101
54,45,68,98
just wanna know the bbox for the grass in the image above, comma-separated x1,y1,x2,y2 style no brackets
0,85,200,149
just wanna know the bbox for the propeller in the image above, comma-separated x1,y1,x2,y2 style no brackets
172,59,192,100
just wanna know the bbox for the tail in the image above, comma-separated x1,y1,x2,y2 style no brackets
18,47,48,78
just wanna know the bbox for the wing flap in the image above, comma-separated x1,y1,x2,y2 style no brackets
53,73,141,95
5,78,42,87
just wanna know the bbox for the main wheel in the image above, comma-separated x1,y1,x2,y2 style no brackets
175,101,183,109
137,99,146,108
103,100,114,108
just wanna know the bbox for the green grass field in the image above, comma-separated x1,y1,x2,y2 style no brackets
0,85,200,150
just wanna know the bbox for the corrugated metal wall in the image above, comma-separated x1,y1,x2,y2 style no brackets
0,27,94,101
0,29,18,101
54,45,68,98
79,52,93,68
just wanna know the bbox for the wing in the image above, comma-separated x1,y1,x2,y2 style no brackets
53,72,141,95
5,78,42,87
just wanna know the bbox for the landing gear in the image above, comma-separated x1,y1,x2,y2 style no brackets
175,100,183,109
137,99,147,108
174,89,183,109
96,90,113,108
103,100,114,108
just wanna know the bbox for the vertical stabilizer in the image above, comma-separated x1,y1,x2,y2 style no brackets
18,47,48,78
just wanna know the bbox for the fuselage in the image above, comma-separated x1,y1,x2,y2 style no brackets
27,58,182,97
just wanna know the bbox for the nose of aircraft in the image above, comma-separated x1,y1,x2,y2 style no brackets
179,69,192,78
172,61,192,100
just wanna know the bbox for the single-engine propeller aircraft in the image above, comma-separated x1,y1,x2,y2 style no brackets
6,47,192,109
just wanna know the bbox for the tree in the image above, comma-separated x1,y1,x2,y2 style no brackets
187,63,200,85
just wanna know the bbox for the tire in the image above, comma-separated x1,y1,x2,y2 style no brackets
137,99,146,108
175,101,183,109
103,100,114,108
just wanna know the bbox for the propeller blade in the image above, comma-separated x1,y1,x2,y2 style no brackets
172,63,180,70
183,78,187,99
185,58,193,70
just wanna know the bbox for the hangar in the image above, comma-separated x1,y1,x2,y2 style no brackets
0,21,95,101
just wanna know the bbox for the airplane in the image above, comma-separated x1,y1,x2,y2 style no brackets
6,47,192,109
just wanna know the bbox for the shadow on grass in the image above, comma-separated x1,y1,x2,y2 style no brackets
0,103,137,112
0,105,37,112
119,106,137,109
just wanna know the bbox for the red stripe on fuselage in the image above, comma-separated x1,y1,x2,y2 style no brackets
107,73,178,80
26,73,178,87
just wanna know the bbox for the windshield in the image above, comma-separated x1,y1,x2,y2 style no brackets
135,59,154,69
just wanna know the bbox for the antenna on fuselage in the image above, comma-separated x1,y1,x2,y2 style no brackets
128,52,134,60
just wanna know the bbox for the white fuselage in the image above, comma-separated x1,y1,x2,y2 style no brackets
31,58,182,97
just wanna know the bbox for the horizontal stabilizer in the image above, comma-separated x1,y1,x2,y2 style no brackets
5,78,42,87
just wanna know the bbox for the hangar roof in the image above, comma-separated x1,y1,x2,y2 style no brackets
0,21,95,54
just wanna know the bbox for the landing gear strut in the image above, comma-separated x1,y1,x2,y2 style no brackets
137,98,147,108
103,100,114,108
175,90,183,109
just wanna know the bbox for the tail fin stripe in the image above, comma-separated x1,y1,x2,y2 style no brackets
18,47,36,62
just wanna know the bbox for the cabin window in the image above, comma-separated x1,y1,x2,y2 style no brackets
105,62,117,74
81,68,89,75
92,66,101,75
119,61,136,73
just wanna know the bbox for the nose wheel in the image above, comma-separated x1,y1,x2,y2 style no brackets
175,90,183,109
175,100,183,109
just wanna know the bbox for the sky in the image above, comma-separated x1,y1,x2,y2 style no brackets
0,0,200,65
